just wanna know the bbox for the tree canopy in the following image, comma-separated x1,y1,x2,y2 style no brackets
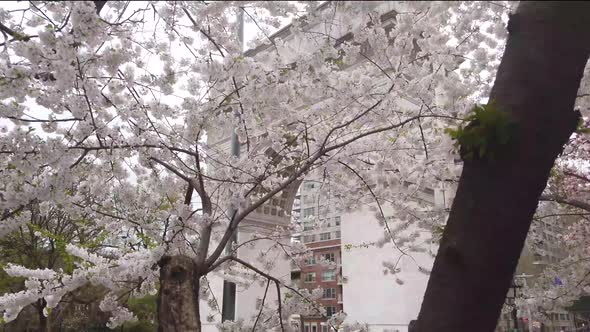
1,1,589,331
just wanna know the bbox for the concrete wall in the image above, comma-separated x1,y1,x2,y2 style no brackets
200,223,291,331
340,205,436,332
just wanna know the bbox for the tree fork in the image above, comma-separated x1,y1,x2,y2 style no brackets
415,2,590,332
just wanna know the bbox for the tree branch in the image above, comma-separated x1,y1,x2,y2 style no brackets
1,206,24,222
220,256,337,330
539,194,590,213
182,7,227,57
252,279,271,332
275,280,285,332
205,114,427,267
338,160,417,269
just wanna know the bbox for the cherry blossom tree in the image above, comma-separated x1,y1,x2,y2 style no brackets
0,1,514,331
415,2,590,332
0,202,112,332
493,39,590,327
513,120,590,323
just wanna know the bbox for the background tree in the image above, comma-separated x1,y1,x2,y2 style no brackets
0,202,110,332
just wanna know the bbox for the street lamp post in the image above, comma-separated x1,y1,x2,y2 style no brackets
221,7,244,323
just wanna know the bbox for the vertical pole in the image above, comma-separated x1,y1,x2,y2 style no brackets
512,306,519,331
221,6,244,324
522,277,534,332
512,282,519,331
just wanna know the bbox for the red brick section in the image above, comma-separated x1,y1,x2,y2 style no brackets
299,239,343,331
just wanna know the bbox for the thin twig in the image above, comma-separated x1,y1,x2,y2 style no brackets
251,279,271,332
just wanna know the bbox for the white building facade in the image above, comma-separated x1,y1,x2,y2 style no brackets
204,2,457,331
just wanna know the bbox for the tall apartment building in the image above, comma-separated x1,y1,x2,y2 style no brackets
495,216,578,332
527,215,576,332
290,180,452,332
291,180,344,332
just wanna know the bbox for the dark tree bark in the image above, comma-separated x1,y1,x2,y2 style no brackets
414,2,590,332
37,299,50,332
94,1,107,14
158,255,202,332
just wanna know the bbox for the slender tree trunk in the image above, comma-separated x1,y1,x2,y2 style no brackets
158,255,202,332
415,2,590,332
37,299,50,332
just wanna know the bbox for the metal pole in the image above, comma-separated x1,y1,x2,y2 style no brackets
221,6,244,323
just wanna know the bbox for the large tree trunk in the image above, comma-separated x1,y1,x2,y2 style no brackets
158,255,202,332
414,2,590,332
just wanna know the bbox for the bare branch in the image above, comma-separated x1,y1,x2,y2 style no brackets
251,279,271,332
563,170,590,184
1,206,24,222
338,160,418,269
539,194,590,213
182,7,227,57
150,157,193,183
275,280,285,332
220,256,337,330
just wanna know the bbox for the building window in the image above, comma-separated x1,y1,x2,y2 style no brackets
303,207,315,217
305,256,316,265
326,306,337,317
305,324,310,332
304,272,316,283
320,232,331,241
334,216,341,225
303,222,314,231
335,231,341,239
323,288,336,299
322,326,328,332
312,324,317,332
322,253,335,262
303,235,316,243
322,271,336,281
559,314,566,320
